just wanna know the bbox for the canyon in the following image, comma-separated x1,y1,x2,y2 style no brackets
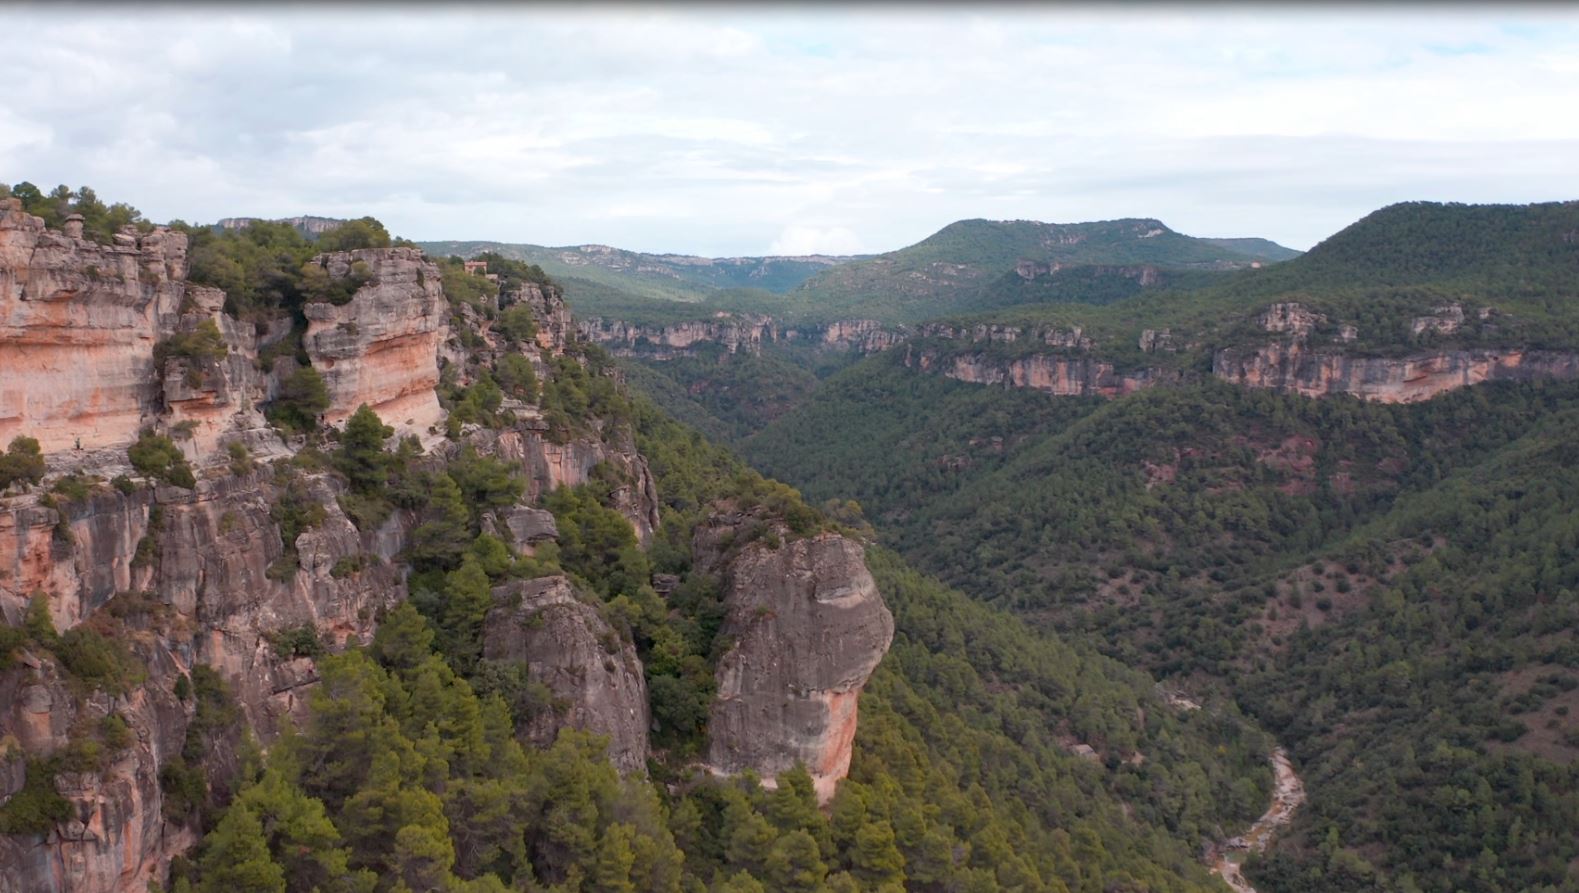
0,205,892,892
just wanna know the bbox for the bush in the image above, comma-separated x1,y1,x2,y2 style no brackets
0,436,46,492
0,758,71,834
265,624,323,660
299,258,373,306
154,319,228,366
50,473,93,501
267,366,331,434
127,430,195,488
496,353,539,403
226,441,255,476
497,304,539,345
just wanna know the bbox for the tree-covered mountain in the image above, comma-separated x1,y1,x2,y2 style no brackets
784,217,1299,323
0,184,1279,893
742,199,1579,893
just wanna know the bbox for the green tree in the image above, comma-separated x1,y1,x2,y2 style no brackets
337,404,393,492
408,474,473,572
0,436,46,492
197,804,286,893
268,366,331,434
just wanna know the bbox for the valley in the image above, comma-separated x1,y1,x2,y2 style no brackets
510,198,1579,893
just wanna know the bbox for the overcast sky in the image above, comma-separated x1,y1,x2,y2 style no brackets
3,4,1577,256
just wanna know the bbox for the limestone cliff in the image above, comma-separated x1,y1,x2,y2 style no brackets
904,344,1174,398
1214,344,1579,402
303,248,449,438
1213,302,1579,402
0,198,186,453
576,314,779,358
694,514,893,804
482,576,650,775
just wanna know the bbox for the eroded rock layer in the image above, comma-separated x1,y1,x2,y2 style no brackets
482,576,651,775
695,517,894,804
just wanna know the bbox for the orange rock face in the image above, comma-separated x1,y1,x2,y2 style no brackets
0,199,187,453
302,248,449,438
1213,344,1579,403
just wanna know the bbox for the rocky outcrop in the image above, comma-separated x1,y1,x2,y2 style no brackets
462,426,661,544
819,319,904,353
694,517,893,804
481,576,650,775
303,248,448,439
1213,344,1579,403
0,199,187,453
0,645,194,893
490,504,559,554
160,290,276,461
1014,260,1162,286
576,314,779,358
905,345,1174,398
510,282,574,356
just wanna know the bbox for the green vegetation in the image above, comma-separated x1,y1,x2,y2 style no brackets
129,429,196,488
0,435,47,492
5,181,149,244
749,343,1579,890
155,319,230,367
267,366,331,434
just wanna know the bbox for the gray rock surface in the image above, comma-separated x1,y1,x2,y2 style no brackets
482,576,651,775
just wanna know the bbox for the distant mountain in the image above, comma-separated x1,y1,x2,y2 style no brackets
418,239,862,301
789,217,1302,323
215,214,349,238
1200,236,1304,262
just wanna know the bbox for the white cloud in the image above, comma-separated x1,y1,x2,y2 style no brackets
769,226,867,256
1,6,1577,254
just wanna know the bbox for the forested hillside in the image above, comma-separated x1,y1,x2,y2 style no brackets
744,200,1579,891
0,184,1280,893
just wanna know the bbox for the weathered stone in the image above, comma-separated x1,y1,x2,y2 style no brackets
496,505,559,552
482,576,650,775
302,247,448,441
695,520,893,804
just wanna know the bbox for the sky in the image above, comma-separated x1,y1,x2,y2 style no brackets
3,4,1578,257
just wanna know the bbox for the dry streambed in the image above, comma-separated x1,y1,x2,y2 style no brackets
1210,747,1305,893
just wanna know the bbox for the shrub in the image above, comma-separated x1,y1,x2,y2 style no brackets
154,319,228,366
50,473,93,501
226,441,255,476
265,624,323,660
0,436,46,492
496,353,539,402
127,430,195,488
267,366,331,434
496,304,539,345
0,758,71,834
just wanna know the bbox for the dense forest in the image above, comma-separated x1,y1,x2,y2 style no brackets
0,195,1289,893
747,348,1579,892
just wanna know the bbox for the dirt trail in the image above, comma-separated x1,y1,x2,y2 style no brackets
1211,747,1305,893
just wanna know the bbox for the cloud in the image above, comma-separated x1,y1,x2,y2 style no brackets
1,6,1577,255
769,226,867,256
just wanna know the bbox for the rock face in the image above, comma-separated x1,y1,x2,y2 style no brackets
0,647,195,893
482,576,650,775
464,426,661,544
511,282,575,356
695,518,894,804
1213,344,1579,403
303,247,449,438
0,463,408,893
576,314,780,358
0,198,187,453
905,345,1174,398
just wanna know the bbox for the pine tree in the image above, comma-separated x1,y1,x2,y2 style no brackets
197,804,286,893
